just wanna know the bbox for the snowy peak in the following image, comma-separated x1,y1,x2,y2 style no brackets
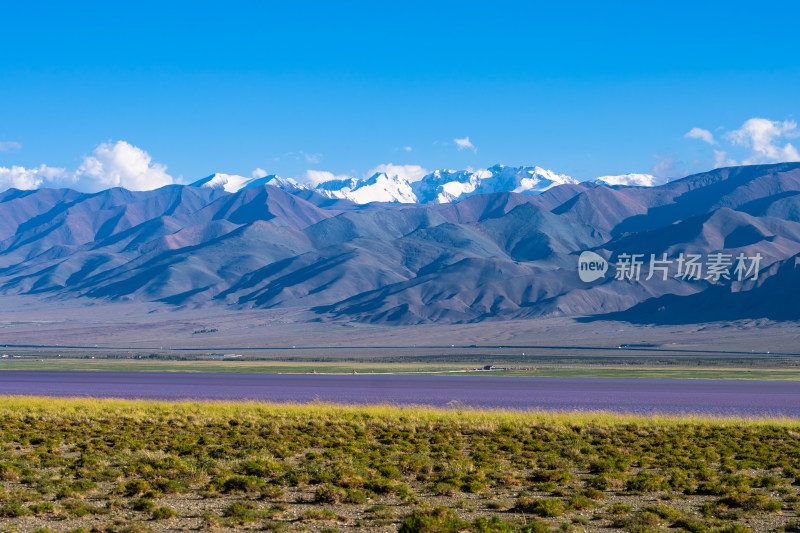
190,173,253,193
407,165,577,204
323,172,417,204
491,165,577,194
306,165,579,204
190,166,667,204
242,174,303,191
192,173,302,194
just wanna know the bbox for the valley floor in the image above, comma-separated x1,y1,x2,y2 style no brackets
1,299,799,356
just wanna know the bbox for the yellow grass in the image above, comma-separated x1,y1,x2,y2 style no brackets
0,395,796,430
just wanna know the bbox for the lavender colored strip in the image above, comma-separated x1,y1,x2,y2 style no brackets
1,371,798,418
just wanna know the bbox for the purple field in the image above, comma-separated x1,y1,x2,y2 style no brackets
2,370,799,417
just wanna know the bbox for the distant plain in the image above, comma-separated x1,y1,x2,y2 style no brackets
0,300,797,379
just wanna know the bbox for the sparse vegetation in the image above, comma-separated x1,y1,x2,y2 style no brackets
0,397,797,531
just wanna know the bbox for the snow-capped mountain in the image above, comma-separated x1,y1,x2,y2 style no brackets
190,173,253,193
410,165,577,203
316,172,417,203
242,174,303,191
191,173,302,193
308,165,577,204
191,166,665,204
192,165,579,204
592,173,669,187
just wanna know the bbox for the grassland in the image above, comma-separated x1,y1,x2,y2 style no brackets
0,398,798,532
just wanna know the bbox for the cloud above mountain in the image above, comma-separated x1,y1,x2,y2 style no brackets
593,173,668,187
0,164,68,190
685,127,715,145
73,141,175,191
726,118,800,164
454,136,476,152
366,164,429,183
0,140,177,192
299,169,353,186
6,118,798,196
686,117,800,168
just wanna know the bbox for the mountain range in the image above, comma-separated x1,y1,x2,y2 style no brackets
190,165,664,204
1,162,799,324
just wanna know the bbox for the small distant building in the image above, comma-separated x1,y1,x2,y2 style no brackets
483,365,495,371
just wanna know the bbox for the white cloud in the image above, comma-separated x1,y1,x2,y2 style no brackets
0,164,70,191
74,141,175,191
679,117,800,172
713,150,738,168
252,168,268,179
725,118,800,164
0,140,176,193
593,173,666,187
454,136,476,152
0,141,22,152
403,146,412,152
685,127,716,145
288,151,322,164
298,170,352,187
650,153,680,179
366,163,429,183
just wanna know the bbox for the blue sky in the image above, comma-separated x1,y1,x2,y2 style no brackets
1,1,799,190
